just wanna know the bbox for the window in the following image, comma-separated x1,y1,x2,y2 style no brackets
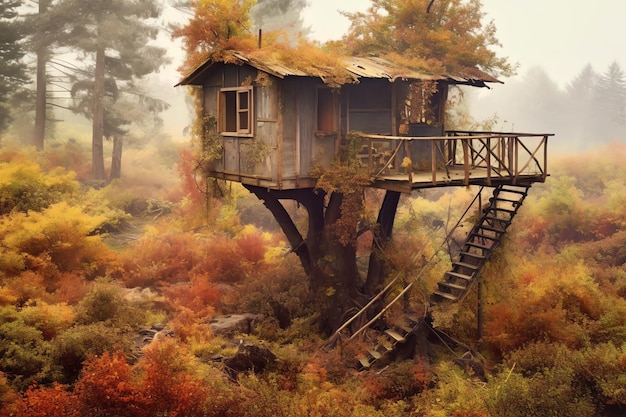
220,87,253,135
316,88,335,133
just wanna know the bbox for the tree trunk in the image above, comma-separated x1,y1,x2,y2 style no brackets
310,191,365,335
110,136,123,179
92,43,106,180
245,186,397,335
33,48,46,151
364,190,401,294
32,0,51,151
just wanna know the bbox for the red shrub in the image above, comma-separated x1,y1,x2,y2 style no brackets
235,230,266,264
161,274,221,314
138,340,210,417
9,383,80,417
74,352,148,417
121,231,202,287
53,272,89,304
191,235,252,284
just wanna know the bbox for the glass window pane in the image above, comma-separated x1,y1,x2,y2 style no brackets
239,111,249,131
238,91,249,110
223,91,237,132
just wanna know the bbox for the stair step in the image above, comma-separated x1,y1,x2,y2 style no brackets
434,291,458,301
404,314,421,325
439,281,467,291
484,215,511,224
485,207,516,215
460,251,486,260
491,196,521,205
470,232,499,241
380,341,394,352
358,357,371,370
499,186,529,195
465,241,492,251
446,271,474,281
368,349,382,360
479,224,506,233
384,329,406,343
453,261,480,270
398,325,414,335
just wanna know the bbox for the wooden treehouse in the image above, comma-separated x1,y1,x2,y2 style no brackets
178,51,553,369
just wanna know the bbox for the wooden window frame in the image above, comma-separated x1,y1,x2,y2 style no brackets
219,86,253,137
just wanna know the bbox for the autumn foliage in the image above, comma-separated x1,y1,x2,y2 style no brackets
2,138,626,416
3,9,626,404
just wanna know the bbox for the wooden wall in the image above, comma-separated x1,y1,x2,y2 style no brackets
200,63,452,189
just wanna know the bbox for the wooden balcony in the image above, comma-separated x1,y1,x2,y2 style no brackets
354,131,553,193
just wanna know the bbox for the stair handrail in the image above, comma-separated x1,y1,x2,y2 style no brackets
333,274,402,337
337,186,487,341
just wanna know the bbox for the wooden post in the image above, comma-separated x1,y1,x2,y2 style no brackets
277,83,284,186
486,137,492,186
463,139,469,186
431,140,437,184
508,137,514,183
543,136,548,181
514,136,519,183
477,275,484,345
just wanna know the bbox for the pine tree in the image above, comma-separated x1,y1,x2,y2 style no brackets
0,0,29,134
54,0,169,179
596,61,626,133
251,0,310,43
564,64,599,145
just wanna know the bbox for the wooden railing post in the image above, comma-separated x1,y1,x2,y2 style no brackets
431,140,437,185
486,137,492,186
543,136,548,181
513,136,520,184
463,139,469,186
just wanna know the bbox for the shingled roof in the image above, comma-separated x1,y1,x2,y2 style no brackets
176,50,501,88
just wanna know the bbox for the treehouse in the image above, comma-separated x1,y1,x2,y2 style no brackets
178,50,554,370
177,51,551,193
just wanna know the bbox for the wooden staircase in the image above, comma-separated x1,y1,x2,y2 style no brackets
356,184,532,370
430,184,531,303
357,313,423,371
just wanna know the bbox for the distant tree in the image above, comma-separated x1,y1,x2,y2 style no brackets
0,0,29,134
251,0,310,42
517,67,564,132
54,0,169,180
25,0,56,150
595,61,626,135
566,64,597,103
564,64,599,144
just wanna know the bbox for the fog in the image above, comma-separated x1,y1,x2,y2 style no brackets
466,62,626,155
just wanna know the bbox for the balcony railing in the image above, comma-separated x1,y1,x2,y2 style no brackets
354,130,553,187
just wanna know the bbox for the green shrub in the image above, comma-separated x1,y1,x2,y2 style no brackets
51,322,130,383
487,370,596,417
0,157,78,215
75,280,147,329
0,307,56,390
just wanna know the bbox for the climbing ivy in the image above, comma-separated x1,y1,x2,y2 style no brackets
313,133,372,246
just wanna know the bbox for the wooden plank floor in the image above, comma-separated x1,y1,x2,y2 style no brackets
371,167,546,193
